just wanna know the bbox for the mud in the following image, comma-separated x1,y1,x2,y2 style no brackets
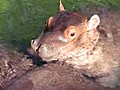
2,64,118,90
0,6,120,90
0,45,34,86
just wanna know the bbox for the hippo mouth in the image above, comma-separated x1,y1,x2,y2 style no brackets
31,39,61,61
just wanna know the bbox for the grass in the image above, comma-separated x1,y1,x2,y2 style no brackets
0,0,120,52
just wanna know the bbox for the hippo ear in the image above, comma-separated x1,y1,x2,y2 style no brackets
59,0,65,12
45,16,56,30
87,15,100,31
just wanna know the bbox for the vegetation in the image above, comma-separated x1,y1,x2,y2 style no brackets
0,0,120,51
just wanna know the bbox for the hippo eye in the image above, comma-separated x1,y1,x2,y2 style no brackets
64,26,78,41
68,29,76,39
70,32,75,37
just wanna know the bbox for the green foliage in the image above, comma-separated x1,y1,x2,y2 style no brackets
0,0,58,51
0,0,119,51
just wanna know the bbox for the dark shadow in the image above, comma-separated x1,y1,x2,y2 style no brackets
23,48,47,66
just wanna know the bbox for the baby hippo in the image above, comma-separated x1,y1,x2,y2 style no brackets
31,0,120,88
31,0,100,63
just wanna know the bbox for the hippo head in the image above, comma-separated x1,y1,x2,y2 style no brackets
31,0,100,62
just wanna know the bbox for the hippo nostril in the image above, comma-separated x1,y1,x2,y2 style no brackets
31,39,40,53
31,39,37,45
31,39,39,46
31,40,34,44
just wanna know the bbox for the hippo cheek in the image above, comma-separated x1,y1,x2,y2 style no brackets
37,44,60,61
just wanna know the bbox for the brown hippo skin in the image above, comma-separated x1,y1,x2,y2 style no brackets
31,1,100,62
31,0,102,74
31,0,120,88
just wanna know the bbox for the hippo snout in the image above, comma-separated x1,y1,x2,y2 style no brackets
31,39,39,53
31,39,59,61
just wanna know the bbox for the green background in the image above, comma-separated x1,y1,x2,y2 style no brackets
0,0,120,51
